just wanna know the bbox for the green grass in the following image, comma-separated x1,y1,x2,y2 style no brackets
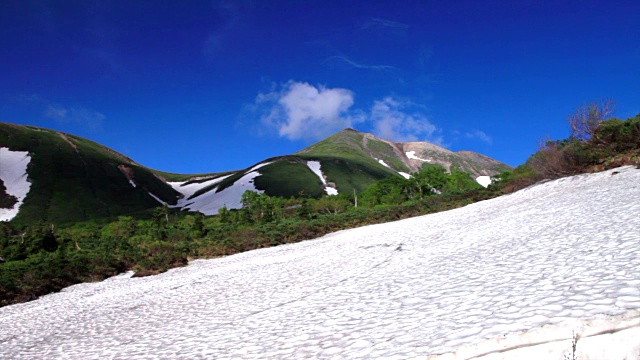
297,128,369,160
300,155,398,194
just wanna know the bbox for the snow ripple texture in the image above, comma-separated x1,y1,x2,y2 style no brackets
1,166,640,359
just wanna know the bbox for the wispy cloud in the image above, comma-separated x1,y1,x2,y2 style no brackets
256,81,364,141
44,104,106,131
11,94,106,131
465,130,493,144
360,18,409,31
370,97,442,144
324,55,396,72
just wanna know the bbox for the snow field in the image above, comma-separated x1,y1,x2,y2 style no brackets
0,147,32,221
0,166,639,359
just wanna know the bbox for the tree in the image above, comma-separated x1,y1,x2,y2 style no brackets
568,99,616,143
153,204,170,224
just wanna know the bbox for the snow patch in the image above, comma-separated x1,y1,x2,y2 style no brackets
0,148,32,221
307,161,338,196
476,175,492,188
406,151,431,162
128,180,137,188
168,175,232,206
398,172,412,179
182,171,264,215
378,159,390,168
168,162,274,214
325,187,338,196
147,192,166,205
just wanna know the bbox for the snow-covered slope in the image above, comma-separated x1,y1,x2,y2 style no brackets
0,148,32,222
1,167,639,359
168,163,271,215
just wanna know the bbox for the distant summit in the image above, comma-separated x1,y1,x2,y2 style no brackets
298,128,510,177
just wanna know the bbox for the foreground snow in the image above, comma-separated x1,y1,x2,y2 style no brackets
1,167,639,359
0,148,31,222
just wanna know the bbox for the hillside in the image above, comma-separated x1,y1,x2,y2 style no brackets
1,166,637,359
1,123,511,223
0,123,184,224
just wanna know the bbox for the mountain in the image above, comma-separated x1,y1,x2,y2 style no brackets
0,123,188,224
1,123,511,224
297,128,511,177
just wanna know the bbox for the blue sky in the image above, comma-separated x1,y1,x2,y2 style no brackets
1,1,638,174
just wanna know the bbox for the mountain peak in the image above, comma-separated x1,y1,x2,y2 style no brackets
298,128,511,177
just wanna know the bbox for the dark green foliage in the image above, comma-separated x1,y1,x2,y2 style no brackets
360,165,481,206
0,179,18,209
594,115,640,152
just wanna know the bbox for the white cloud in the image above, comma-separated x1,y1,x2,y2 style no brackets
254,82,444,145
258,81,364,141
465,130,493,144
370,97,441,144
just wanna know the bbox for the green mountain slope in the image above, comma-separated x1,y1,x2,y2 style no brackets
0,123,183,224
298,128,511,178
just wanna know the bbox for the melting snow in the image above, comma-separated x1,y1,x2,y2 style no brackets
406,150,431,162
1,167,640,359
169,163,273,215
307,161,338,196
398,172,411,179
0,148,32,222
378,159,390,168
476,175,492,188
168,175,232,207
147,192,166,205
181,172,264,215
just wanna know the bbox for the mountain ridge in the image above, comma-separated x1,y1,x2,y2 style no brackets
0,122,511,223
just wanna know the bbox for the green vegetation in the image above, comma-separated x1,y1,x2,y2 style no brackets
0,180,17,209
